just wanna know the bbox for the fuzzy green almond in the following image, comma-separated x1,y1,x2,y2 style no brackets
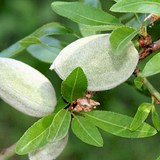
0,57,57,117
50,34,139,91
28,135,68,160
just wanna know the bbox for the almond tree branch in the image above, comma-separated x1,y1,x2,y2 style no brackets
135,36,160,103
143,78,160,103
0,144,16,160
139,39,160,61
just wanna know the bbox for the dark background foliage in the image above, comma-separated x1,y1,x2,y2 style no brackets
0,0,160,160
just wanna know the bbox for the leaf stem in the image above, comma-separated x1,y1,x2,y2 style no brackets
144,14,147,33
139,38,160,61
143,77,160,103
0,144,16,160
135,13,142,25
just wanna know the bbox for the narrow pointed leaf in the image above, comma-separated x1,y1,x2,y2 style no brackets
152,105,160,131
79,24,121,36
0,58,57,117
27,37,64,63
72,115,103,147
0,22,74,58
80,24,121,32
142,52,160,77
79,0,117,34
130,103,153,131
29,135,68,160
61,67,87,103
32,22,74,37
16,114,55,155
110,0,160,15
78,0,102,36
110,26,138,55
51,2,121,26
84,110,157,138
0,41,25,57
47,109,71,142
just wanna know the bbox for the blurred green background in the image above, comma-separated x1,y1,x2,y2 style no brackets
1,0,160,160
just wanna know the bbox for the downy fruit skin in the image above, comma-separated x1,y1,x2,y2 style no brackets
0,58,57,117
28,135,68,160
50,34,139,91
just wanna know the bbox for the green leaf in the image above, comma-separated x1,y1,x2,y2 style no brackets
134,76,144,90
16,114,55,155
152,105,160,131
47,109,71,142
32,22,74,37
142,52,160,77
72,115,103,147
79,24,96,36
54,97,69,114
110,26,138,55
79,24,121,36
83,110,157,138
0,41,25,57
81,24,121,32
79,0,101,8
110,0,160,15
0,22,74,58
61,67,87,103
130,103,153,131
20,36,42,47
51,2,121,26
78,0,102,36
27,36,64,63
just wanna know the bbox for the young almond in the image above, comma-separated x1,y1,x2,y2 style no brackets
0,58,57,117
50,34,139,91
28,135,68,160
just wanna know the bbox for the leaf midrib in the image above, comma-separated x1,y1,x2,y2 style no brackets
70,68,79,102
54,4,116,25
19,123,50,153
116,30,137,54
49,110,69,142
75,116,101,146
86,113,154,133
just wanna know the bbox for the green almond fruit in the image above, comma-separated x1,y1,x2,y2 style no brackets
0,58,57,117
50,34,139,91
